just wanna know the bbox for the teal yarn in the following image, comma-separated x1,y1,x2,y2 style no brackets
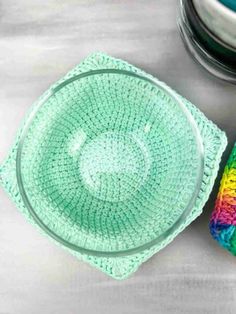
0,53,227,279
218,0,236,11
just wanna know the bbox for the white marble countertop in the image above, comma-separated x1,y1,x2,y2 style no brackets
0,1,236,313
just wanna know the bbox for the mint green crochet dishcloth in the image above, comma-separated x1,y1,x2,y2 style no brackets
0,53,227,279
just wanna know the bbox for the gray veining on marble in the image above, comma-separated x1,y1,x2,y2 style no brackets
0,1,236,313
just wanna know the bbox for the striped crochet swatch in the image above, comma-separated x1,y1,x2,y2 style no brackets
210,143,236,255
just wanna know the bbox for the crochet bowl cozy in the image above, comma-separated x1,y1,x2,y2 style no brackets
210,143,236,254
0,53,227,279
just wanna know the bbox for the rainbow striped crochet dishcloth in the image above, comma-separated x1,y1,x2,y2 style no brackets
210,143,236,255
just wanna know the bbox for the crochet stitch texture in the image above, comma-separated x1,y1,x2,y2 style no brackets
210,144,236,255
0,53,227,279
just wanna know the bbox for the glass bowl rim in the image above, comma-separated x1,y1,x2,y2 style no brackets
16,68,204,257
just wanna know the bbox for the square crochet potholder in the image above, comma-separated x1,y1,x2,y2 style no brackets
210,143,236,255
0,53,227,279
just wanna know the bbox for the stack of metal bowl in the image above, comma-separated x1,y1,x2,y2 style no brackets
178,0,236,83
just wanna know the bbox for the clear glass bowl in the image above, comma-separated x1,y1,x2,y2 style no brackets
16,69,204,257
